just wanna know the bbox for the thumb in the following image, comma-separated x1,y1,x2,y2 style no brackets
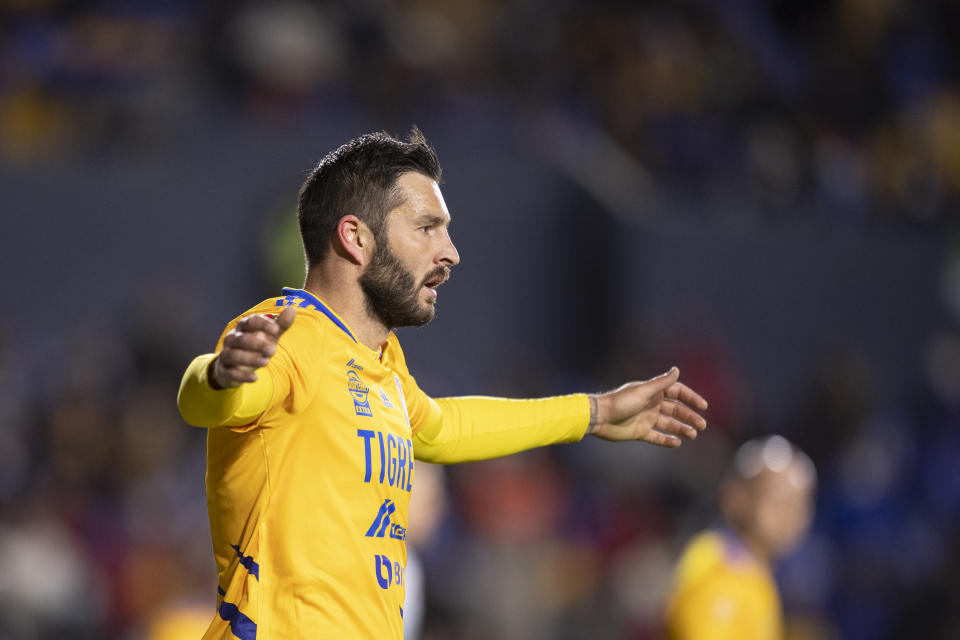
646,366,679,392
275,306,297,333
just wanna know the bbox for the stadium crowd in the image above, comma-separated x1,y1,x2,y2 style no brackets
3,0,960,224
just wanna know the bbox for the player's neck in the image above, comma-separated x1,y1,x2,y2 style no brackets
734,529,771,563
303,271,390,352
718,522,768,564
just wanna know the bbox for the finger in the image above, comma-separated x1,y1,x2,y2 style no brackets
223,331,277,357
238,314,284,337
220,349,271,370
644,367,680,394
643,430,682,448
220,365,258,384
275,306,296,333
663,399,707,430
213,356,258,385
656,414,699,440
665,381,708,410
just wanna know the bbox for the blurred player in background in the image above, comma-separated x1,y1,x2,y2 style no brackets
177,129,708,639
665,435,815,640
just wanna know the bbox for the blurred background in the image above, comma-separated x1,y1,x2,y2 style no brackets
1,0,958,638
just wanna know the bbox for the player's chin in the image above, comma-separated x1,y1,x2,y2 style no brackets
405,298,436,326
419,288,438,307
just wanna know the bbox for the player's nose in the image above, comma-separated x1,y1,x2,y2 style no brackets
437,230,460,266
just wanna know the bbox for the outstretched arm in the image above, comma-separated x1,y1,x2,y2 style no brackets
411,367,707,463
413,393,592,463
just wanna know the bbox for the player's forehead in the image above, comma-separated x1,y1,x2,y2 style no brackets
390,171,451,225
754,465,812,501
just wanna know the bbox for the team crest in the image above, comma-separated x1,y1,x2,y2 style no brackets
347,370,373,417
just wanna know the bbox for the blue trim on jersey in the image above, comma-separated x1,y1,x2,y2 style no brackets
219,599,257,640
218,585,226,596
278,287,358,343
231,544,260,580
717,525,755,565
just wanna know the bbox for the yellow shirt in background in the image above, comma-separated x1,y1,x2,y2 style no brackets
665,530,783,640
177,287,590,640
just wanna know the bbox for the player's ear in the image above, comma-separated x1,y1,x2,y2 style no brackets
335,214,373,265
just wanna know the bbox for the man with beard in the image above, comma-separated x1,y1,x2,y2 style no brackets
177,129,708,640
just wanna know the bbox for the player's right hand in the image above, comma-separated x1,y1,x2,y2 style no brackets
209,306,296,389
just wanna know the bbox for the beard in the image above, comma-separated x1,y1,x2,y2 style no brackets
359,240,448,329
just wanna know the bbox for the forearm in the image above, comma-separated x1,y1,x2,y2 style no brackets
177,353,273,428
413,394,591,463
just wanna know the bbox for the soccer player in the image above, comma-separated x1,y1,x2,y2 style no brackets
664,435,816,640
177,129,708,640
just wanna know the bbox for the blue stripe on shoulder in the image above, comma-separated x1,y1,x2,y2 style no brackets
219,599,257,640
277,287,358,343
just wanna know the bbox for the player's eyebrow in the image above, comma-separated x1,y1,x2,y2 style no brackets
414,213,449,227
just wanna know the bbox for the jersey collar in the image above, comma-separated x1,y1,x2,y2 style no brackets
278,287,358,344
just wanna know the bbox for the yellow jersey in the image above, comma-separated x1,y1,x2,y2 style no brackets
177,287,590,640
665,530,783,640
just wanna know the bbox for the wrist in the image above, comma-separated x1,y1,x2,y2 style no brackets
587,395,599,435
207,355,225,390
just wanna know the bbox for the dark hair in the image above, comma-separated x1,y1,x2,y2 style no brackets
297,127,442,266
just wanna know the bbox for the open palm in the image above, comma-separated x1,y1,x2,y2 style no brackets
590,368,708,447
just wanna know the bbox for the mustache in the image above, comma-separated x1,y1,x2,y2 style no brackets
421,266,451,288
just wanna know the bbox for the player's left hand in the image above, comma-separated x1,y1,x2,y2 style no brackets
589,367,708,447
